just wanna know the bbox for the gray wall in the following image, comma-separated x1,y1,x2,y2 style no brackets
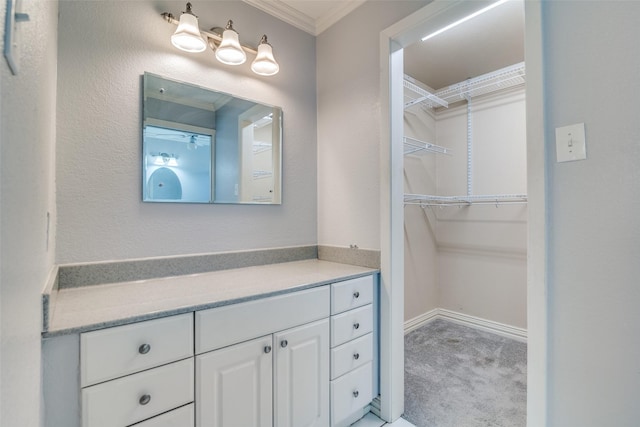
56,1,317,264
544,1,640,425
316,0,430,250
0,0,58,426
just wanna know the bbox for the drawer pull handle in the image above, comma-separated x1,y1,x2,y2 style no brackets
138,344,151,355
353,291,360,298
264,345,272,354
280,340,288,348
139,394,151,405
353,390,359,398
353,352,360,360
353,322,360,330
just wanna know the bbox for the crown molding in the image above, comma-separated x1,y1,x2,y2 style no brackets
243,0,366,36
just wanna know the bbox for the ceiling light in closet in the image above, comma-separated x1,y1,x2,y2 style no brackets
421,0,511,42
162,3,280,76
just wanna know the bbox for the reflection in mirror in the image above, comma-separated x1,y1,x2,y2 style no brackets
142,72,282,204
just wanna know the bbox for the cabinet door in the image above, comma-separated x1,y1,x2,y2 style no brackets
196,335,273,427
274,319,329,427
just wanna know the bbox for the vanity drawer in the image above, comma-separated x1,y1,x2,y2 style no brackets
330,333,373,380
196,286,329,354
330,362,373,426
133,403,194,427
81,313,194,387
82,358,194,427
330,304,373,348
331,275,374,315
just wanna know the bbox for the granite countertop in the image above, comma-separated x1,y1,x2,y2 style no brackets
43,259,377,337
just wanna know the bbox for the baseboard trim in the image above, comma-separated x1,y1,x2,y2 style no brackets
404,308,527,342
403,309,440,335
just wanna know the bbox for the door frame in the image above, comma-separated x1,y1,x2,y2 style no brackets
378,1,547,424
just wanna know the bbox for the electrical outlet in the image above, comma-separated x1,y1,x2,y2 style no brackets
556,123,586,163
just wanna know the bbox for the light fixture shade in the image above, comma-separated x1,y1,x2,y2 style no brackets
215,21,246,65
251,35,279,76
171,4,207,52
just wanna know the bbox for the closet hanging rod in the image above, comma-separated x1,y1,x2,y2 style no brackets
404,137,451,156
404,193,528,207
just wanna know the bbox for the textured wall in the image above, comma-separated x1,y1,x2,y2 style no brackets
316,0,429,250
0,0,58,425
403,103,439,321
56,1,317,263
544,2,640,425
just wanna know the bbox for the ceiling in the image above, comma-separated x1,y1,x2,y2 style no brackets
404,0,524,90
243,0,524,89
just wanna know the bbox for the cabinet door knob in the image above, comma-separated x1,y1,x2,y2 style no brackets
139,394,151,405
280,340,288,348
353,291,360,298
353,322,360,330
353,390,359,398
353,352,360,360
138,344,151,355
264,345,272,354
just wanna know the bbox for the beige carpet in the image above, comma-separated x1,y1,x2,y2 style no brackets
403,319,527,427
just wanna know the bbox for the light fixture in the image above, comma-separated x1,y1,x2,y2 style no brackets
251,35,279,76
171,3,207,53
215,20,247,65
421,0,511,42
162,3,280,76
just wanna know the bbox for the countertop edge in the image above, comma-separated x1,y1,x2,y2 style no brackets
42,265,378,338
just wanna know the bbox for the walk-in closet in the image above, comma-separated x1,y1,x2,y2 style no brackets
401,0,527,425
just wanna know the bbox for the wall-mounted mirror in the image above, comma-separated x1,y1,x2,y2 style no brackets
142,72,282,204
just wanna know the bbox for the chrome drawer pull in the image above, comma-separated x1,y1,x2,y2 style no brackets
353,322,360,330
138,343,151,355
280,340,288,348
139,394,151,405
353,291,360,299
353,390,359,398
264,345,272,354
353,352,360,360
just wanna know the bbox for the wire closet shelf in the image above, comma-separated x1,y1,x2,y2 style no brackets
402,62,528,208
403,61,526,110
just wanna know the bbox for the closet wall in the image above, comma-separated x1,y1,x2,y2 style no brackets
404,80,527,329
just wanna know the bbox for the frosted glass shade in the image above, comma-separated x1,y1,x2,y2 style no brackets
171,12,206,52
215,27,246,65
251,38,279,76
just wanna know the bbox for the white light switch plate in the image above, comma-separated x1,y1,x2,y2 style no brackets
556,123,586,162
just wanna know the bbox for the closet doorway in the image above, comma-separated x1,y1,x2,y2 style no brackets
403,0,527,335
378,1,546,424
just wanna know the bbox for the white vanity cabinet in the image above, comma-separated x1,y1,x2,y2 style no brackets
329,275,375,427
44,268,378,427
79,313,195,427
195,287,330,427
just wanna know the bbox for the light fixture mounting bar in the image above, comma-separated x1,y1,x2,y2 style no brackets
161,12,258,55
